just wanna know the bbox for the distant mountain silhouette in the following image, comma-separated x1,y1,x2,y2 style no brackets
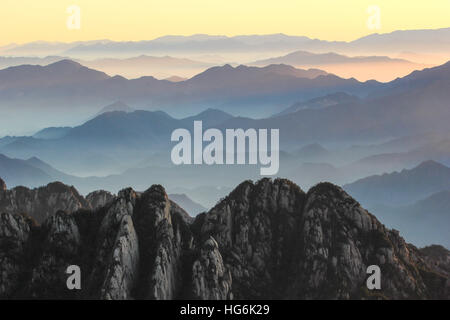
169,193,207,216
79,55,213,79
164,76,187,82
33,127,72,139
348,136,450,179
2,61,450,181
251,50,414,66
5,29,447,57
181,108,234,127
250,50,426,82
214,61,450,146
0,153,52,187
64,110,180,149
0,56,67,69
295,143,330,160
343,160,450,206
0,60,377,121
370,190,450,248
410,190,450,212
274,92,359,116
96,101,134,116
0,59,109,90
2,108,236,163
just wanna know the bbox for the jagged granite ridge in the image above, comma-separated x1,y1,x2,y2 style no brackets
0,178,448,299
0,182,91,224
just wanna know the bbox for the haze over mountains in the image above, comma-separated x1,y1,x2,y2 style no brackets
344,161,450,247
0,59,449,178
0,57,449,138
2,29,449,59
344,160,450,207
0,28,449,251
0,59,380,135
1,28,449,82
0,51,431,82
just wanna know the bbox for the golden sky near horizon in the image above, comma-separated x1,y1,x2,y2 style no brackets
0,0,449,46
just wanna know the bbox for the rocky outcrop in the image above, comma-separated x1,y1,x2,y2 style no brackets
192,237,232,300
285,183,432,299
0,178,6,191
133,185,193,299
28,211,81,299
0,182,90,224
195,179,307,299
86,188,139,300
0,178,448,300
86,190,116,211
0,212,31,298
419,245,450,277
418,245,450,297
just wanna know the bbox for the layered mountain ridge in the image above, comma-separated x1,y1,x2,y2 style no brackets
0,178,448,299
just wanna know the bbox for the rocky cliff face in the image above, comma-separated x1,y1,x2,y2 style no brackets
0,182,90,224
86,190,116,211
0,178,448,299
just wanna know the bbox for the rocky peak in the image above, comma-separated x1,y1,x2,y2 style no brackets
191,236,232,300
0,179,448,300
0,182,90,224
0,178,6,191
86,190,116,210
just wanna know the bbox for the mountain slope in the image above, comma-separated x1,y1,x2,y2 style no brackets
250,50,426,81
343,160,450,206
216,61,450,146
274,92,359,116
0,59,109,90
0,153,52,187
252,50,414,66
181,108,234,127
95,101,134,116
33,127,72,140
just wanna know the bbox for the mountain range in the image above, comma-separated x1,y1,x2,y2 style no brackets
0,59,379,136
0,50,432,82
251,50,428,81
1,57,450,139
2,58,449,140
1,57,450,189
3,29,450,59
343,160,450,247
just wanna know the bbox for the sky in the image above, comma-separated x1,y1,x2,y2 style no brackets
0,0,449,46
